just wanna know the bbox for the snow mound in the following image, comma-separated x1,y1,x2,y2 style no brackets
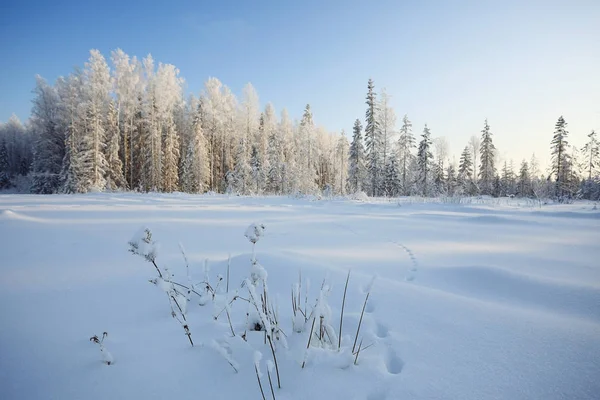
0,209,18,220
0,209,39,222
1,194,599,400
348,191,369,202
420,265,600,322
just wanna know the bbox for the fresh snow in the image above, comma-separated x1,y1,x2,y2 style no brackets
0,193,599,399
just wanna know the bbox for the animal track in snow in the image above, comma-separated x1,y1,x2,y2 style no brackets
365,300,375,313
376,322,389,338
385,349,404,375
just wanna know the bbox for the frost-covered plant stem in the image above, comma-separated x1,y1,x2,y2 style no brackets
179,243,189,278
212,340,239,373
247,277,282,388
292,272,310,332
90,332,113,365
130,229,199,347
164,291,194,347
171,295,194,346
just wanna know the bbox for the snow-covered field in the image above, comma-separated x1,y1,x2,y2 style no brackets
1,194,599,400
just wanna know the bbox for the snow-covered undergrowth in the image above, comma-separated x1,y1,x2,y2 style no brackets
1,193,599,399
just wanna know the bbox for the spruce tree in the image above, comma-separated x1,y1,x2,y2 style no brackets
446,163,457,196
500,161,516,197
550,116,569,197
433,161,445,195
479,119,496,195
397,114,415,195
266,122,283,194
0,139,9,174
250,144,263,194
233,135,251,194
181,102,208,193
383,156,400,197
458,146,473,194
348,119,366,193
364,79,381,196
492,175,501,197
0,140,9,189
181,142,194,192
518,160,531,197
256,114,268,191
278,109,294,194
417,124,433,196
377,89,396,179
297,104,317,194
57,73,85,194
582,130,599,180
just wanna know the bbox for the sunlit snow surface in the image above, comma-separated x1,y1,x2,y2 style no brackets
0,194,599,399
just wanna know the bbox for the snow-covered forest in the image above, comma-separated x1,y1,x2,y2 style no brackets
1,49,599,200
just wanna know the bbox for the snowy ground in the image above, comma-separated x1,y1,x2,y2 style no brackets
1,194,599,400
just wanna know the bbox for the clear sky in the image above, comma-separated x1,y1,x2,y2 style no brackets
1,0,599,170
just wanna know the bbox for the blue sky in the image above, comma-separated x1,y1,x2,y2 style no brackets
1,0,599,168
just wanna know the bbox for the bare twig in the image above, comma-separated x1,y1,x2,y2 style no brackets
358,342,375,353
170,281,203,298
214,296,246,320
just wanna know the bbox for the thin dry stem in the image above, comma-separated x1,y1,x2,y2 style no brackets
339,270,350,349
255,364,266,400
151,259,163,278
267,368,276,400
226,308,235,337
354,338,363,365
352,291,370,354
302,317,317,369
267,335,281,388
226,254,231,293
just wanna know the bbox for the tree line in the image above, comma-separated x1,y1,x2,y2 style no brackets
0,49,598,200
